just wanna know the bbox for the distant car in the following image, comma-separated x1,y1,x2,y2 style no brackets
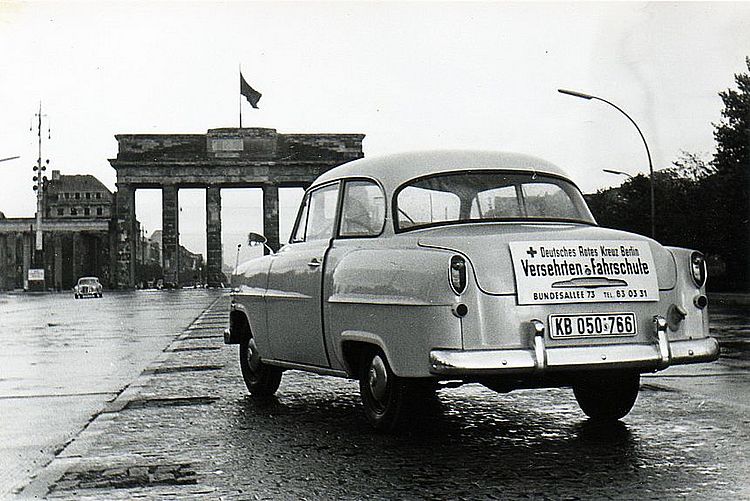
225,151,719,431
74,277,103,299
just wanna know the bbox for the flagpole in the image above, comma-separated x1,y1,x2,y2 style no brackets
239,65,243,128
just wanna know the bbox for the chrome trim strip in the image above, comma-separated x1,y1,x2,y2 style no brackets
328,293,446,306
234,286,266,297
262,358,348,378
263,289,311,301
551,277,628,289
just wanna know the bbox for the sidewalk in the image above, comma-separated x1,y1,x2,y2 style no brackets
21,295,240,499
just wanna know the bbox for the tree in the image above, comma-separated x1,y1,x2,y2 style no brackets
667,151,715,180
711,57,750,289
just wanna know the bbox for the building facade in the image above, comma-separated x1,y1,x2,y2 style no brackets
0,171,114,290
45,170,114,220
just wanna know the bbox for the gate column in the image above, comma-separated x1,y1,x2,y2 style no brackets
114,184,136,288
205,186,224,287
162,184,180,287
53,235,63,291
0,234,6,290
9,234,18,289
22,232,31,290
262,184,280,252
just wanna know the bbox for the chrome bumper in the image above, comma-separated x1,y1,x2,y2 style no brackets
430,316,720,376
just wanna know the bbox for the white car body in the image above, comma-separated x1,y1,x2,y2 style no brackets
225,151,718,430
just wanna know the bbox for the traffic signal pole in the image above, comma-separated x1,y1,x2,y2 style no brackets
30,102,50,289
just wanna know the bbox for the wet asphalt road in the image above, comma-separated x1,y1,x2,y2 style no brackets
0,290,220,497
2,291,749,499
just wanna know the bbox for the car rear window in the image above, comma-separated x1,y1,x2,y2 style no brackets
395,171,595,231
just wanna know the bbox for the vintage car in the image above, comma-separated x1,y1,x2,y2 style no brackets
225,151,719,431
74,276,103,299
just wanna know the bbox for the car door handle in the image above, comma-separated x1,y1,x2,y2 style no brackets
307,257,322,267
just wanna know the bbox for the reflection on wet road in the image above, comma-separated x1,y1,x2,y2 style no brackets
710,305,750,363
643,303,750,409
209,373,748,500
0,290,220,496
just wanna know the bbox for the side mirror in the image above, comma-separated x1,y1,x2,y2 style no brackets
247,232,267,246
247,232,275,255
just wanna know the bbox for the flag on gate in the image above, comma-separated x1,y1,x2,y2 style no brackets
240,72,262,109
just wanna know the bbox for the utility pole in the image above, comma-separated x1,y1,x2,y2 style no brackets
30,102,51,290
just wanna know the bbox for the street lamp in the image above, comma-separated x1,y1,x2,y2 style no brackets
558,89,655,238
603,168,633,179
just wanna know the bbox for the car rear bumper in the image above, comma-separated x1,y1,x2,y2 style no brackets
429,333,720,376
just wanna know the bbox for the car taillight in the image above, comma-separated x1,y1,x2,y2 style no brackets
449,255,467,294
690,252,706,288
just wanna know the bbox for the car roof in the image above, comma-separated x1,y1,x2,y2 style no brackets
310,150,572,191
79,276,99,280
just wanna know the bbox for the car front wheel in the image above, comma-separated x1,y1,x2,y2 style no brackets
573,371,640,421
239,338,282,398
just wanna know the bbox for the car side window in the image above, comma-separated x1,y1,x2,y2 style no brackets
291,195,310,243
339,181,385,237
292,183,340,242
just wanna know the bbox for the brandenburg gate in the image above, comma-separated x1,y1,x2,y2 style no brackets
109,127,364,288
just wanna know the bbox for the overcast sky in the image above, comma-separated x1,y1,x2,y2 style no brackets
1,1,748,262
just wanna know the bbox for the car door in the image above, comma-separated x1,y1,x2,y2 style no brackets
265,182,340,367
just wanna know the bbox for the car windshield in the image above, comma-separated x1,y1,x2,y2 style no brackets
79,278,98,285
395,171,595,231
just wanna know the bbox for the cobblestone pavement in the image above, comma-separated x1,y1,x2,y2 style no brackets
20,296,750,500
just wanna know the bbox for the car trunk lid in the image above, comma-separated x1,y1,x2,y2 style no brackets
417,222,676,297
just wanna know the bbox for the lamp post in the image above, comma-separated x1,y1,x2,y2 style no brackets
603,168,634,179
558,89,655,238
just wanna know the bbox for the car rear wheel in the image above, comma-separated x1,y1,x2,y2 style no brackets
239,338,282,398
573,371,640,421
359,350,438,432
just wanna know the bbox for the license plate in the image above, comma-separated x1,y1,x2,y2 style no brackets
548,313,637,338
